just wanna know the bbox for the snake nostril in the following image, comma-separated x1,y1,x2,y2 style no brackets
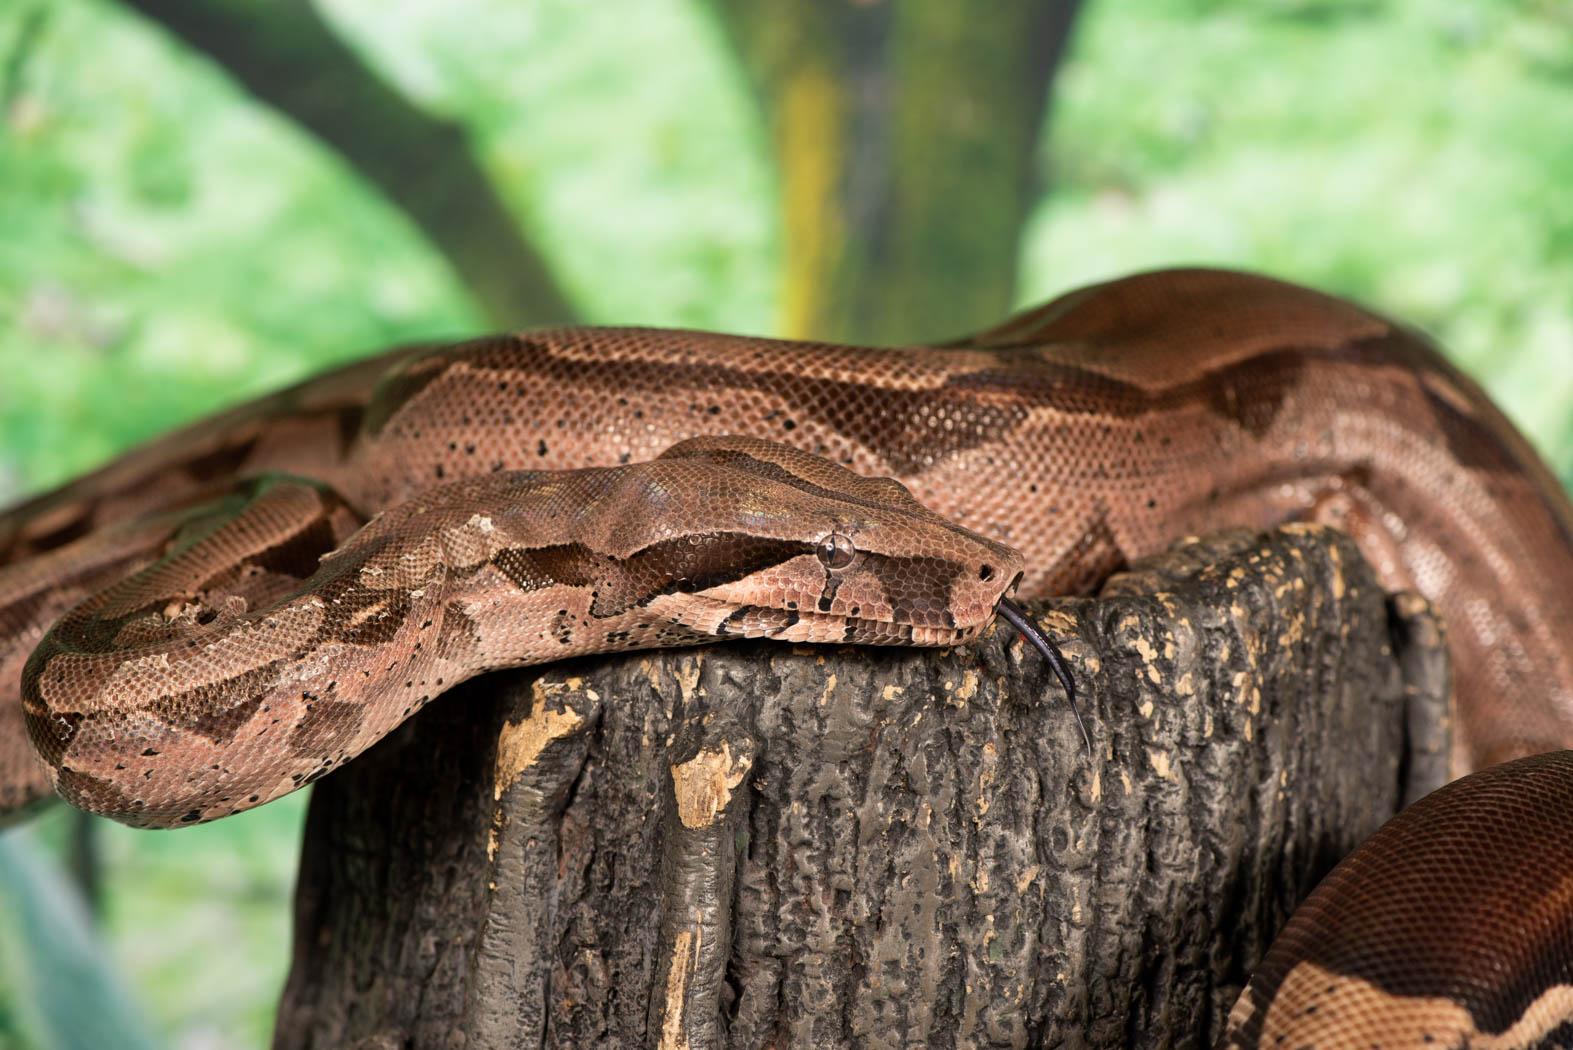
979,564,995,582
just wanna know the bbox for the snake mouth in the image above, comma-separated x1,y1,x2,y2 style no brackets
679,597,985,648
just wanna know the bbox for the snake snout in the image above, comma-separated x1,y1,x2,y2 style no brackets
944,545,1027,632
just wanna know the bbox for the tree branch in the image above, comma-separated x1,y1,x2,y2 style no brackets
118,0,580,329
708,0,1084,344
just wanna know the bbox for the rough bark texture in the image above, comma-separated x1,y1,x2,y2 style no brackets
272,526,1450,1049
118,0,580,329
708,0,1083,344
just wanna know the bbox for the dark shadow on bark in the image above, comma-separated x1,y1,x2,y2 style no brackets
117,0,580,329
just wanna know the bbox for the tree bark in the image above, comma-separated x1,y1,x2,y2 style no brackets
708,0,1084,344
117,0,580,330
272,525,1448,1049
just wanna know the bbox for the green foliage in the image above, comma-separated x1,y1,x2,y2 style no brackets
0,0,477,497
0,0,1568,1046
6,798,308,1049
1025,0,1573,487
321,0,777,330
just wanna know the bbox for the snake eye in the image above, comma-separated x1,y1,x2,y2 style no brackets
816,532,857,571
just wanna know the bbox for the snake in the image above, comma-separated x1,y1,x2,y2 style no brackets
2,267,1571,1047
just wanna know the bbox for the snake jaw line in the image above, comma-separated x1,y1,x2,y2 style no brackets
994,596,1092,756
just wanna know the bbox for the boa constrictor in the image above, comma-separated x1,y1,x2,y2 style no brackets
2,268,1571,1048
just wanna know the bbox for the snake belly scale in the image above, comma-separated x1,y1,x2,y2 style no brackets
3,267,1573,1047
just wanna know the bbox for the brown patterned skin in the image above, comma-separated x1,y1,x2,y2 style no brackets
3,267,1573,1039
0,480,313,819
0,349,422,568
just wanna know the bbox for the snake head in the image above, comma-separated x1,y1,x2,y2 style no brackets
620,437,1028,648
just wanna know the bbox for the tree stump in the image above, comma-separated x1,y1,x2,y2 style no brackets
271,525,1449,1049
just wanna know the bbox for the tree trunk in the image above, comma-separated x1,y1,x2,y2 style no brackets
118,0,580,330
708,0,1084,344
272,526,1449,1049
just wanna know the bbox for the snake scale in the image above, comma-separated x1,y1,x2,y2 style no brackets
2,268,1571,1047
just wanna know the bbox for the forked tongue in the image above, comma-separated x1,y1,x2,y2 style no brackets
994,597,1093,755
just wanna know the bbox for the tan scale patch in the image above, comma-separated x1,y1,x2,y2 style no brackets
88,599,327,709
1239,961,1573,1049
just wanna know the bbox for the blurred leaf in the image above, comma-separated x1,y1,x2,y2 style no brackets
1026,0,1573,481
0,830,159,1050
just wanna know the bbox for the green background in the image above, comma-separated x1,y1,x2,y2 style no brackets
1,0,1569,1045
